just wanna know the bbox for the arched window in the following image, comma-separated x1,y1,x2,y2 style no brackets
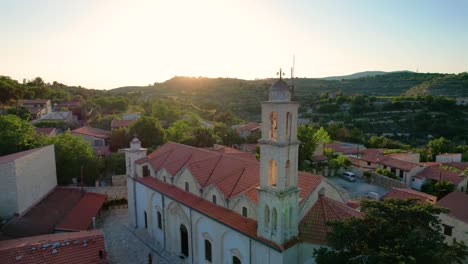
185,182,189,192
157,211,162,229
285,160,290,187
268,160,277,187
272,208,277,231
204,240,212,262
242,207,248,217
264,205,270,226
163,176,166,183
212,195,217,205
286,112,291,137
269,112,277,140
233,256,241,264
180,224,189,257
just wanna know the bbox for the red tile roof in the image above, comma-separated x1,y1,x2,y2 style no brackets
324,142,363,155
361,152,420,172
299,195,362,245
236,122,261,132
111,119,135,129
71,126,111,139
442,162,468,171
0,146,48,165
136,177,288,251
55,192,107,231
382,188,437,204
1,187,106,239
420,162,441,167
142,142,321,202
0,230,107,264
437,191,468,224
35,127,56,136
415,166,463,185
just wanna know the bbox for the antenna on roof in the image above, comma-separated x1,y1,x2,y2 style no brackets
291,54,295,98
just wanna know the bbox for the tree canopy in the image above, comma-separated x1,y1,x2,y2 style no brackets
0,114,43,155
129,116,165,148
313,199,468,264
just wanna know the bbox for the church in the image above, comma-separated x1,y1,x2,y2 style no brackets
125,76,361,264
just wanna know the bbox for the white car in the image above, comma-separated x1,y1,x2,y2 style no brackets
342,172,356,182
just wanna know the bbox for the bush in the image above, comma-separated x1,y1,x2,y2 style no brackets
375,168,398,179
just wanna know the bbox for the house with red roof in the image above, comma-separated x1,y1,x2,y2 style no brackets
412,166,467,192
20,99,51,120
382,188,437,204
0,230,108,264
437,192,468,246
233,122,261,138
110,119,135,130
124,78,360,263
71,126,111,154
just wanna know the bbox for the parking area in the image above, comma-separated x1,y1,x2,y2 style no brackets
327,175,389,200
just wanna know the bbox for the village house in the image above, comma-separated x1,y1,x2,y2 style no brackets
412,166,467,192
71,126,111,155
436,153,462,163
125,78,361,263
20,99,51,120
382,188,437,204
111,119,136,130
233,122,261,139
33,111,77,128
436,192,468,246
54,100,82,120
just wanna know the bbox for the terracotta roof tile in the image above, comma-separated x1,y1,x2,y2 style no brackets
361,152,420,172
0,230,107,264
415,166,463,185
437,191,468,224
56,192,107,231
382,188,437,204
442,162,468,171
299,196,362,245
236,122,261,132
1,188,106,239
324,143,363,155
71,126,111,139
110,119,135,129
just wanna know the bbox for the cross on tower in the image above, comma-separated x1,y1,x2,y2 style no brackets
276,68,285,80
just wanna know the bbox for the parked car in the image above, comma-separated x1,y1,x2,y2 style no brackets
341,172,356,182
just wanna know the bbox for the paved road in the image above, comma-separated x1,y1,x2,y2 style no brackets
327,176,389,199
97,208,183,264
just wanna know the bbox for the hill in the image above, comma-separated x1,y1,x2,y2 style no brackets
320,71,389,80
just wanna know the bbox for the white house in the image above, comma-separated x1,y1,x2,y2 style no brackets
125,77,360,264
437,192,468,246
0,145,57,218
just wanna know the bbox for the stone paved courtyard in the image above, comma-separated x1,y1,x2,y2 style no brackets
98,208,184,264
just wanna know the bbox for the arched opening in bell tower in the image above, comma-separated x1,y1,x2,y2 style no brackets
268,160,277,187
286,112,292,137
269,112,277,140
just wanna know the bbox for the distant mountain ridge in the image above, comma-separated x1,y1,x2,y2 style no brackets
320,70,414,80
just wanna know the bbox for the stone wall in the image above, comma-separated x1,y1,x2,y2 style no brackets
365,171,406,189
84,186,127,201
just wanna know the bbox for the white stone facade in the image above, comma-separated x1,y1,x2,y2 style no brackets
0,145,57,217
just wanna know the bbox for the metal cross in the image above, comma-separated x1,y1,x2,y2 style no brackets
277,68,285,80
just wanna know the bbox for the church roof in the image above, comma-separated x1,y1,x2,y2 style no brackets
299,195,363,245
139,142,323,202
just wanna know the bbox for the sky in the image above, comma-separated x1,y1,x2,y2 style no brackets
1,0,467,89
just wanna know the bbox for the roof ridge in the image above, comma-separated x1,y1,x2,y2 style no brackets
227,167,246,198
201,154,224,188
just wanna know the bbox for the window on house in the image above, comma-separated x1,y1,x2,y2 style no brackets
286,112,291,137
367,162,371,166
94,139,104,147
212,195,217,205
269,112,277,140
144,211,148,229
242,207,248,217
233,256,241,264
443,224,453,236
142,165,150,177
99,250,104,260
268,160,277,187
399,170,404,178
185,182,189,192
163,176,166,182
204,240,212,262
157,211,162,229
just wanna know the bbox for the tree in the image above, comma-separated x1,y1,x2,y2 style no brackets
166,120,193,143
313,199,468,264
213,123,243,146
298,125,331,169
421,180,455,199
109,128,131,152
45,132,96,184
182,127,218,147
0,115,43,155
0,76,17,113
129,116,165,148
427,137,455,158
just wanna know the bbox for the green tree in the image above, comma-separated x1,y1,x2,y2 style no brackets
45,132,96,185
421,180,456,199
0,115,43,155
313,199,468,264
166,120,193,143
427,137,455,158
129,116,165,148
109,128,131,152
88,114,119,131
0,76,17,113
298,125,331,169
213,123,243,146
182,127,218,147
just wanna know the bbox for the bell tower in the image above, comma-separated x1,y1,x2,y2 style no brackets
257,70,300,244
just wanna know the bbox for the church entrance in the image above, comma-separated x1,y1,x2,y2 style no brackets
180,224,189,257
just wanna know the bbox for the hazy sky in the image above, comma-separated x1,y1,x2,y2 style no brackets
1,0,467,89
